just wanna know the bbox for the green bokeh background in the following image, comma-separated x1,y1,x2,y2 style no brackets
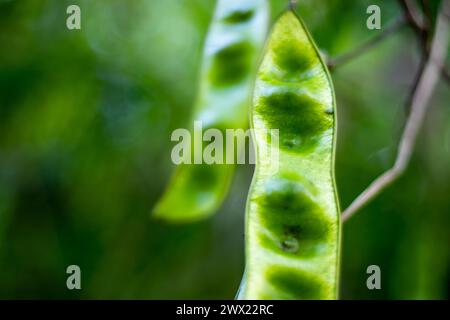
0,0,449,299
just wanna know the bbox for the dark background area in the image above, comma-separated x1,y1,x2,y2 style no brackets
0,0,449,299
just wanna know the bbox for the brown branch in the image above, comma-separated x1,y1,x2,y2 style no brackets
399,0,430,53
327,17,406,70
399,0,430,114
420,0,433,28
398,0,427,32
342,0,450,222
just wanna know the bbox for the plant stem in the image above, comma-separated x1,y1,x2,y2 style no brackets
342,0,450,222
327,17,406,70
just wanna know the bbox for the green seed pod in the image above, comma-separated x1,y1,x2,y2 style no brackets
238,9,340,299
153,0,269,222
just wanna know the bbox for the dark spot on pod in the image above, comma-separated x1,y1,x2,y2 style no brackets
255,176,331,257
183,123,229,184
325,107,334,115
272,40,314,75
265,266,326,299
189,164,221,189
184,162,232,206
281,235,299,253
222,9,254,24
209,41,253,86
256,177,330,241
255,89,332,152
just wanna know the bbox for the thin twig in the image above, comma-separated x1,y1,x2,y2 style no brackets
398,0,429,114
327,17,406,70
289,0,298,10
398,0,427,32
399,0,430,52
420,0,433,28
404,48,428,113
342,0,450,222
